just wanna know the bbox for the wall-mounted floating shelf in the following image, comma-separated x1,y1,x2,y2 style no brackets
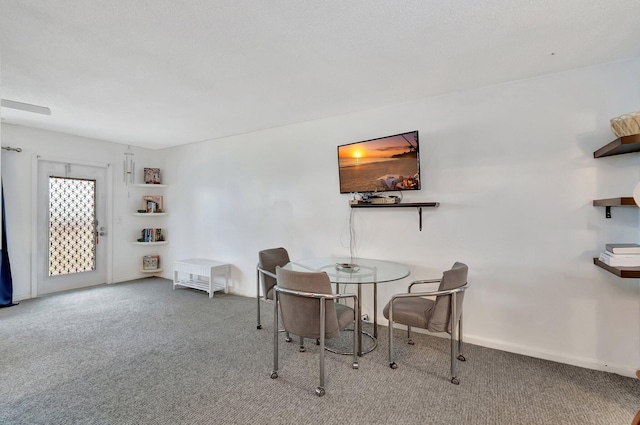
593,134,640,158
131,241,168,246
140,268,163,274
350,202,439,231
131,183,168,188
592,197,637,218
593,134,640,278
593,258,640,278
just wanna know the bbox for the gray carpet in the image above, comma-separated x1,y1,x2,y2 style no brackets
0,278,637,425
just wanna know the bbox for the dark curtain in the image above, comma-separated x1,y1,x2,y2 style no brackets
0,182,16,307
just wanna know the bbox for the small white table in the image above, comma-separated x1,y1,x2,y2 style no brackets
173,259,230,298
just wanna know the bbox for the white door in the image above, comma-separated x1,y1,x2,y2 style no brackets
37,160,107,295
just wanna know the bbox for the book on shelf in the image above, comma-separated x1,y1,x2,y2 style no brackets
139,228,164,242
605,243,640,254
599,251,640,267
600,251,640,258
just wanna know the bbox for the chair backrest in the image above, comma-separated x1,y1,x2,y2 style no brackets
258,247,290,299
427,262,469,333
275,267,341,339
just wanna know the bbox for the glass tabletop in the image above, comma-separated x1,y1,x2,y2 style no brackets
283,257,410,284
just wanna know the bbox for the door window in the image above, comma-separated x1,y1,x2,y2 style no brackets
48,176,96,276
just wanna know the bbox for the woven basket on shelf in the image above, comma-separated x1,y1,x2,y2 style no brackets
610,111,640,137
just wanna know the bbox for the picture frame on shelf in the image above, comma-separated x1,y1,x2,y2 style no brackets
144,168,161,184
142,195,163,213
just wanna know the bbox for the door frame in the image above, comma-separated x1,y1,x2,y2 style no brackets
30,154,113,297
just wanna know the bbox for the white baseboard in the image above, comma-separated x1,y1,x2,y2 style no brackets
11,276,163,300
389,321,637,379
111,275,143,283
13,292,31,302
233,288,252,298
111,274,170,283
465,334,637,378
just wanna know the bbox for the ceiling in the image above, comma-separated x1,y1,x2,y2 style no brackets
1,1,639,150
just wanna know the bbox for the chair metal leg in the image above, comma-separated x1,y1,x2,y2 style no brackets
388,301,397,369
316,299,326,396
258,267,291,341
256,268,262,329
271,293,279,379
407,325,414,345
299,335,305,352
457,313,466,362
450,292,459,385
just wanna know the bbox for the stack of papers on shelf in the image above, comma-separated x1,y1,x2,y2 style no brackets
599,244,640,266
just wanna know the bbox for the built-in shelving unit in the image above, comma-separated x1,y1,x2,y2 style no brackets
130,180,167,275
593,135,640,277
350,202,439,231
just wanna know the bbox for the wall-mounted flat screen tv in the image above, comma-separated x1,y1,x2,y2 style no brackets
337,130,421,194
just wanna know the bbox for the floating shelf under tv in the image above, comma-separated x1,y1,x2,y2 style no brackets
350,202,439,231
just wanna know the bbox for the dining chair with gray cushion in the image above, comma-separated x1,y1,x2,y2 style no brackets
383,262,469,384
257,248,296,343
256,248,289,328
271,267,359,396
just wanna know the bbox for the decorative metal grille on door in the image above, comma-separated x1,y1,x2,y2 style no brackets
48,177,97,276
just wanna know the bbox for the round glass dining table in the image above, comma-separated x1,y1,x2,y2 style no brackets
283,257,410,355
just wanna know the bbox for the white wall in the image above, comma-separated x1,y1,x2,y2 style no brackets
1,59,638,378
164,59,640,377
0,125,165,299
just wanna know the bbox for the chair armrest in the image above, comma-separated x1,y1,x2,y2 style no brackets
408,278,441,293
256,265,277,280
393,281,469,302
274,285,357,303
335,293,358,303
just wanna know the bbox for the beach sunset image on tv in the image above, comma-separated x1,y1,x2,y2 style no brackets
337,131,420,193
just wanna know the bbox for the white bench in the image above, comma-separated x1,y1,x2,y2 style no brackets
173,259,230,298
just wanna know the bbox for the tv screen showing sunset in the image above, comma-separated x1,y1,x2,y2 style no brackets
337,131,420,193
